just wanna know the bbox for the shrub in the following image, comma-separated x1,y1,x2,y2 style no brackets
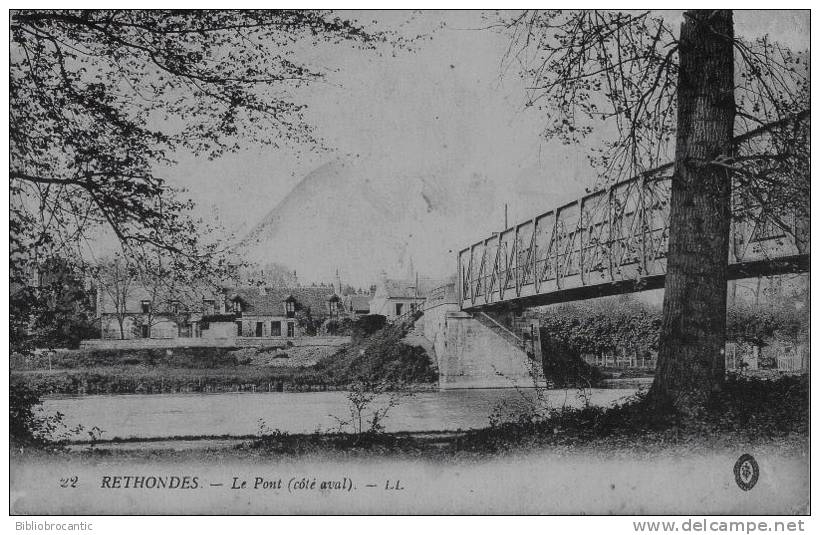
727,300,808,346
540,296,661,358
10,380,72,449
351,314,386,341
16,347,243,370
325,317,354,336
539,329,604,387
315,319,436,386
470,373,809,452
540,294,808,362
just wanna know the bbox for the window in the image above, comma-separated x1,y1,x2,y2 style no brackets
141,324,149,338
141,300,151,314
171,301,180,315
28,264,41,288
287,322,295,338
232,299,242,313
256,322,263,337
235,321,243,337
270,321,281,337
395,303,404,316
203,299,215,314
285,300,295,318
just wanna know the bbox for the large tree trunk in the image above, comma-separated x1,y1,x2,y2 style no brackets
650,10,735,414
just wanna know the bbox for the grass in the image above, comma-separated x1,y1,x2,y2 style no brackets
239,373,808,460
448,372,809,455
12,315,438,395
11,373,807,464
12,365,337,395
14,346,245,369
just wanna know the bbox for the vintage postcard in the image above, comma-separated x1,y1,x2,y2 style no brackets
7,8,810,518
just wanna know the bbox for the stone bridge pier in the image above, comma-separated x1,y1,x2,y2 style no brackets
419,284,543,389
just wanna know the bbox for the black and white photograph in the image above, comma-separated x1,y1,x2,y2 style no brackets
6,6,812,519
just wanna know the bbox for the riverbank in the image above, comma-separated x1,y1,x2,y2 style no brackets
12,365,348,395
11,318,439,395
16,373,807,457
11,344,344,395
14,424,809,467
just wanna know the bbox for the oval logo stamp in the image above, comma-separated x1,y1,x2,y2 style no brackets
733,454,760,491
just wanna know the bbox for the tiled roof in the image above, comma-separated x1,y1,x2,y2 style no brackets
226,286,339,318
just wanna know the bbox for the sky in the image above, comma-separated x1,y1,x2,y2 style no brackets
156,10,810,287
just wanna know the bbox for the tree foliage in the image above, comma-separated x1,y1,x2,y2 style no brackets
10,257,99,350
540,296,661,357
494,10,809,261
494,10,808,185
94,254,136,340
10,9,381,255
727,302,807,347
9,9,385,352
241,262,299,289
540,292,807,358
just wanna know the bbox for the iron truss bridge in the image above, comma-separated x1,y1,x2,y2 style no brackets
457,165,809,311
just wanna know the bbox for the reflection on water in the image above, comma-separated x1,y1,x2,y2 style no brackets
42,387,640,440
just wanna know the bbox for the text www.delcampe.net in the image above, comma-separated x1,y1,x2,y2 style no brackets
633,520,807,533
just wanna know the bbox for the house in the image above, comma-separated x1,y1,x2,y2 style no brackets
342,292,374,316
97,285,198,340
96,277,347,340
368,273,449,320
199,286,345,339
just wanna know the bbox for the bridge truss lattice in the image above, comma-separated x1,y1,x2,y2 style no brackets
458,138,809,311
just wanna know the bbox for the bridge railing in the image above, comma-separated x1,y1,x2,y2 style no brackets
458,143,809,311
422,283,458,311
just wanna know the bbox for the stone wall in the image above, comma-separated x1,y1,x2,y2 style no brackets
438,311,541,389
421,300,456,364
79,336,350,351
421,300,541,389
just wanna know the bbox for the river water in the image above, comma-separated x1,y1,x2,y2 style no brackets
42,386,641,441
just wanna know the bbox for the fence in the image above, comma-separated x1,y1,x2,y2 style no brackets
726,341,809,372
583,352,657,369
775,345,808,371
582,342,809,372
